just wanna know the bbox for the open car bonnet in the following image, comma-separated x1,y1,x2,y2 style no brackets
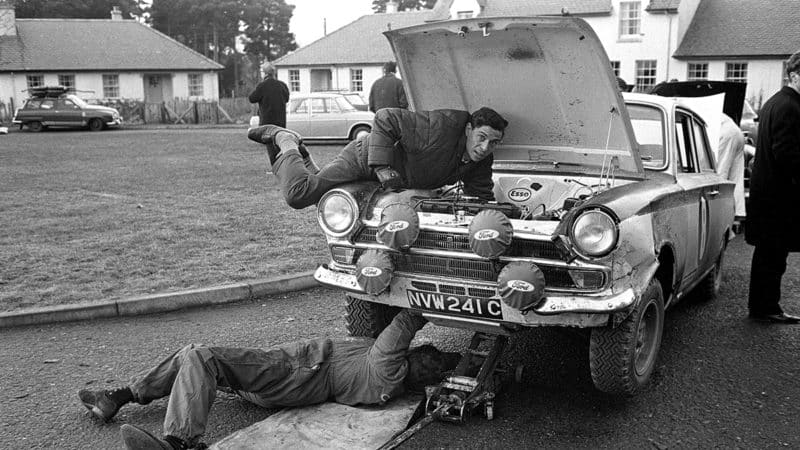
385,16,643,175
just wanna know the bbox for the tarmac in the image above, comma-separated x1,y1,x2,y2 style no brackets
0,271,318,328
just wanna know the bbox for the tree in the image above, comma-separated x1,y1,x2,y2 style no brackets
15,0,144,19
148,0,240,62
240,0,297,69
371,0,436,13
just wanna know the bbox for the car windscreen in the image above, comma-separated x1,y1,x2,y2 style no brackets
335,97,357,112
343,94,366,107
66,95,89,108
627,104,666,169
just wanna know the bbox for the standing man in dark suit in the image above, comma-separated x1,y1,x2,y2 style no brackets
249,63,290,127
369,62,408,113
745,51,800,324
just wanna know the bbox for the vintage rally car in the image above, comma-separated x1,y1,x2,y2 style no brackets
12,86,122,132
313,16,734,395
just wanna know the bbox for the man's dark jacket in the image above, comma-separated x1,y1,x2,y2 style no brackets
249,76,290,127
745,86,800,250
369,74,408,112
367,108,494,200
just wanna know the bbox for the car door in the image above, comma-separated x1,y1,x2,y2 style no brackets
673,110,705,283
286,98,310,136
37,99,57,126
309,97,342,138
54,98,82,127
690,117,731,271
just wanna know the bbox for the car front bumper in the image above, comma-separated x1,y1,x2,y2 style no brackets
314,264,637,328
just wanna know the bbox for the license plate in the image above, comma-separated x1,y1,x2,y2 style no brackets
406,289,503,320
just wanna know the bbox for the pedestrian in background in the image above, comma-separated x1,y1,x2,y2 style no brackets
249,63,290,127
717,113,746,226
369,62,408,113
745,50,800,324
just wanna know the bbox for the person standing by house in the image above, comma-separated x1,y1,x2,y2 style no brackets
717,112,747,227
369,62,408,113
249,63,290,127
745,51,800,324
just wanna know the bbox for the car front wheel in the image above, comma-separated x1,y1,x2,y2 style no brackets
345,295,400,338
88,118,104,132
589,278,665,396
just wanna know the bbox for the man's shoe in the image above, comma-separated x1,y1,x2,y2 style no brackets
247,125,300,145
748,312,800,324
78,387,132,421
120,424,182,450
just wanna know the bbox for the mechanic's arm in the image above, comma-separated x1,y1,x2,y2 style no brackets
248,83,261,103
367,310,427,376
462,155,496,201
398,85,408,109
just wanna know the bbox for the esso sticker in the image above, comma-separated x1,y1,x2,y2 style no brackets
361,267,383,277
385,220,409,232
508,280,534,292
508,188,532,202
474,229,500,241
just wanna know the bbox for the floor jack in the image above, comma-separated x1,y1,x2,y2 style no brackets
379,332,515,450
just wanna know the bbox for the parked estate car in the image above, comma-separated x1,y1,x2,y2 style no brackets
285,92,374,141
12,86,122,132
312,16,734,396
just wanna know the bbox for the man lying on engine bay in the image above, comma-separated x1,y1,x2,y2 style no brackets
247,107,509,209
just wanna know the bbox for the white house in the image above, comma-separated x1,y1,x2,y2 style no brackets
0,0,223,113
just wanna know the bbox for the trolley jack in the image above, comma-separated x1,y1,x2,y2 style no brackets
380,332,514,449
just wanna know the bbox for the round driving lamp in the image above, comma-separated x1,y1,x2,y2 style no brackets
317,191,358,236
355,250,394,295
570,209,618,258
468,209,513,259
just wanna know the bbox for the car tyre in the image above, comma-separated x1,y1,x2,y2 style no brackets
696,240,725,301
589,278,664,396
350,125,371,141
88,118,104,132
345,295,400,338
27,121,43,132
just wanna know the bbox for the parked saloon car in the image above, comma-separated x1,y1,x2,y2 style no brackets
12,86,122,132
286,92,374,141
313,16,735,396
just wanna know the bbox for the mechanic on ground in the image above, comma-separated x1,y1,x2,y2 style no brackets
78,311,459,449
247,107,508,209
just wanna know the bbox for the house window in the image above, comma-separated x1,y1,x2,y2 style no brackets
350,69,363,92
289,70,300,92
610,61,621,76
619,2,641,37
188,74,204,97
26,75,44,89
725,63,748,83
456,11,473,19
58,74,75,91
687,63,708,81
635,60,657,92
102,74,120,98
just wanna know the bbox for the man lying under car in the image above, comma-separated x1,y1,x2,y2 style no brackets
247,107,509,209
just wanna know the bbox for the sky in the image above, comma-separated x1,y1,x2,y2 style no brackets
287,0,376,47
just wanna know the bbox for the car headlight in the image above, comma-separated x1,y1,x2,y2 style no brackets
318,190,358,237
570,209,618,258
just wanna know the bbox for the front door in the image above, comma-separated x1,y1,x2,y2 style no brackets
145,75,164,103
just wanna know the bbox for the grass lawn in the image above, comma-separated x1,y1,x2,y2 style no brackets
0,128,343,313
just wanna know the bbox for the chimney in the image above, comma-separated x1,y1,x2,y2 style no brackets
110,5,123,21
0,0,16,37
385,0,399,13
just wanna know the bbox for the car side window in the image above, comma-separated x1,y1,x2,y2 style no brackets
692,117,714,172
58,99,78,110
40,99,55,110
675,112,696,173
25,99,43,109
311,98,325,114
293,99,308,114
326,98,341,113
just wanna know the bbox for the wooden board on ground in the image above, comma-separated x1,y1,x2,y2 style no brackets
210,396,422,450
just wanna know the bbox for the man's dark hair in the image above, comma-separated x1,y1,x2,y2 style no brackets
404,344,461,393
383,62,397,73
470,107,508,133
786,51,800,77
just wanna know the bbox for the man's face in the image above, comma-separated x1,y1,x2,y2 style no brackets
790,70,800,91
464,124,504,162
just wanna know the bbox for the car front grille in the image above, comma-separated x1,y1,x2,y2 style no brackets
330,246,605,291
354,227,565,259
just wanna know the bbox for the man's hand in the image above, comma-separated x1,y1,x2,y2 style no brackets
375,166,403,189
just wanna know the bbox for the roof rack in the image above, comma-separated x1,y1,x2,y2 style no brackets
26,86,70,98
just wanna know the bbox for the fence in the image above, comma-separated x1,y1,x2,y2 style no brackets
94,98,257,125
0,98,16,124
